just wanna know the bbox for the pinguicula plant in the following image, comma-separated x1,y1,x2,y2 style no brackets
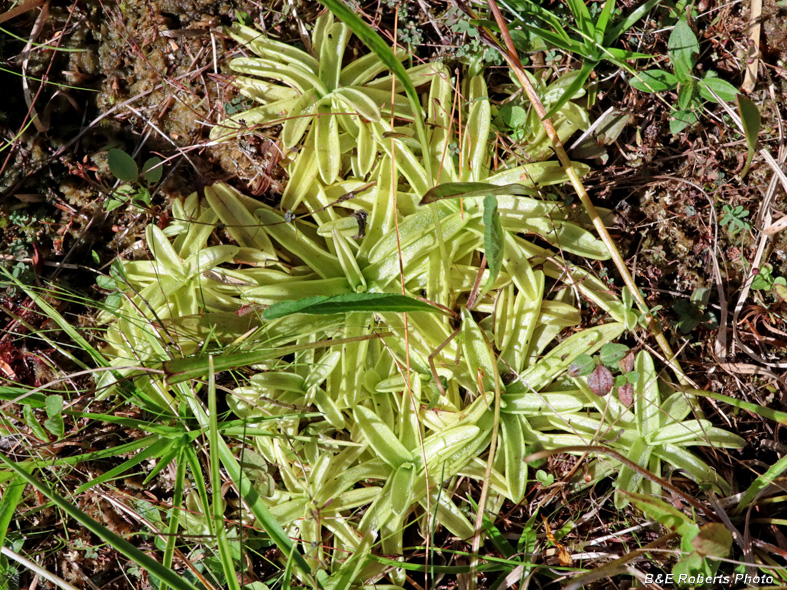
86,4,744,588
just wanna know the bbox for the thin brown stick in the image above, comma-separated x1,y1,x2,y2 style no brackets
0,0,45,25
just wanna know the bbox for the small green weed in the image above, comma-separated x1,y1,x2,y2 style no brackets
445,7,503,68
719,204,752,235
223,95,254,115
494,102,530,143
673,288,717,334
535,469,555,486
569,343,639,403
1,205,53,290
505,0,654,116
629,20,738,133
626,492,735,586
104,148,164,212
491,70,592,161
751,264,787,301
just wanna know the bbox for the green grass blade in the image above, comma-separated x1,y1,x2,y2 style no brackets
74,436,169,494
0,475,25,551
686,389,787,426
46,436,160,468
318,0,432,184
735,454,787,514
595,0,616,42
182,443,215,537
371,554,505,573
0,269,106,370
263,293,440,320
0,453,200,590
178,389,315,582
0,385,46,407
162,446,186,588
518,23,582,55
208,356,241,590
215,435,314,580
604,0,662,44
543,61,595,120
565,0,593,38
162,333,387,383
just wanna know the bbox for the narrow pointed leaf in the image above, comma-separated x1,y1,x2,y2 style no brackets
162,333,383,383
482,194,504,294
737,94,761,177
0,453,201,590
419,182,531,205
543,61,595,120
629,70,679,93
0,476,25,551
263,293,439,320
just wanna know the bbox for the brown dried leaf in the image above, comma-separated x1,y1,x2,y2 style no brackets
619,351,635,374
618,382,634,407
587,364,613,396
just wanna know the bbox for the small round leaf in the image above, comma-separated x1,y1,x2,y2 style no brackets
107,149,139,182
599,343,629,367
618,382,634,407
587,364,613,396
141,157,163,184
619,351,635,374
568,353,595,377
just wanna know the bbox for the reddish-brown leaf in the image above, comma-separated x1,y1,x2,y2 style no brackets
588,364,613,396
619,351,635,374
618,382,634,407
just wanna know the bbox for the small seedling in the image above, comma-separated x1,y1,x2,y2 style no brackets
223,96,254,115
629,20,739,133
719,204,752,235
673,288,717,334
44,394,65,439
95,259,127,312
751,265,787,301
568,343,638,401
535,469,555,487
493,103,530,143
105,148,164,212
